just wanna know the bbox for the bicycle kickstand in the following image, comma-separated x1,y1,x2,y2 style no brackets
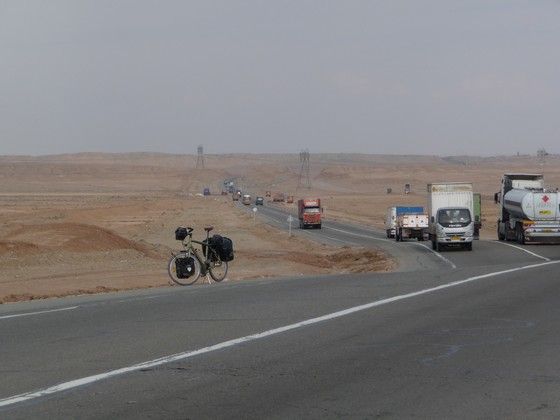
203,273,212,285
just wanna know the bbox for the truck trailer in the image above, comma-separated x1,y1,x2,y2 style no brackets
427,182,475,251
385,206,424,238
396,213,429,241
494,173,560,244
298,198,322,229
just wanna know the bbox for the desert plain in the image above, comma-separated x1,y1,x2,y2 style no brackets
1,152,560,304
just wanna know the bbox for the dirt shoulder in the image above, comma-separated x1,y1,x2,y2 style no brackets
0,191,394,304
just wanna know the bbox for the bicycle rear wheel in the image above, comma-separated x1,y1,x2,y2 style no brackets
168,252,202,286
208,249,228,282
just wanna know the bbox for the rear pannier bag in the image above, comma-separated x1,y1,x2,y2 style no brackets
218,237,234,261
203,234,234,262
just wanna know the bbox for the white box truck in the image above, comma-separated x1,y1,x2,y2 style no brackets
427,182,475,251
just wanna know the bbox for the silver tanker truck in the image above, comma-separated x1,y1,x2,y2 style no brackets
494,173,560,244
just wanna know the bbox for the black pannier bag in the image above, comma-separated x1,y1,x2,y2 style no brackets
175,227,188,241
218,236,234,261
175,256,195,278
203,234,234,262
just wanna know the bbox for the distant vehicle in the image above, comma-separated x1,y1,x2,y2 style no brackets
255,196,264,206
273,193,286,202
265,191,271,197
286,195,294,203
242,194,251,205
396,213,429,242
385,206,424,238
298,198,322,229
203,187,210,196
232,192,240,201
221,190,228,196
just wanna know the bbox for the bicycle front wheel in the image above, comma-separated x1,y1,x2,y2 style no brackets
168,252,202,286
208,250,228,282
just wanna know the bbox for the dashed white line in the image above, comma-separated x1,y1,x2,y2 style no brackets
0,306,78,320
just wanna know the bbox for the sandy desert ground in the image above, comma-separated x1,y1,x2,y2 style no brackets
1,152,560,304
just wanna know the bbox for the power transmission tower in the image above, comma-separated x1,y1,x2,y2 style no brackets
296,149,311,190
196,145,205,170
537,148,547,165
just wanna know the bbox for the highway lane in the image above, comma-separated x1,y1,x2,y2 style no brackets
1,204,560,418
244,201,560,271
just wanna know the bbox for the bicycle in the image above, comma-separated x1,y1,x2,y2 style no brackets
168,226,229,285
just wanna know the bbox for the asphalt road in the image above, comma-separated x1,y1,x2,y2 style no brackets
1,203,560,419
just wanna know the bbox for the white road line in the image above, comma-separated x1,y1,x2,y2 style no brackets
0,306,78,320
326,226,392,242
327,226,457,268
493,241,551,261
2,259,559,408
416,243,457,269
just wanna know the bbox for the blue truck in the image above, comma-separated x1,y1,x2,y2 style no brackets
385,206,424,238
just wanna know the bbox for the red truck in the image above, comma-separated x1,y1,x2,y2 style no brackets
298,198,322,229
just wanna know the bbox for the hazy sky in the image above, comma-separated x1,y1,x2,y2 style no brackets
1,1,559,156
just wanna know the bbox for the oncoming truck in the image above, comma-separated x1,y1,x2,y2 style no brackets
427,182,475,251
298,198,322,229
494,173,560,244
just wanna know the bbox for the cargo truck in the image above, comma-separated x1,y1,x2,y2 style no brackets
494,173,560,244
396,213,429,241
385,206,424,238
273,193,286,202
298,198,322,229
427,182,475,251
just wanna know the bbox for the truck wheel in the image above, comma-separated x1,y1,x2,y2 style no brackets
431,238,437,250
436,242,442,252
505,226,516,241
497,224,505,241
466,242,473,251
516,223,525,244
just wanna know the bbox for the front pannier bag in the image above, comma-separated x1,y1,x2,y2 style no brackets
175,256,195,278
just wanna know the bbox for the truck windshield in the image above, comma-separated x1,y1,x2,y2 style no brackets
438,209,471,227
304,208,320,213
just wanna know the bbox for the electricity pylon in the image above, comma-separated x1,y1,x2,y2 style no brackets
296,149,311,190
